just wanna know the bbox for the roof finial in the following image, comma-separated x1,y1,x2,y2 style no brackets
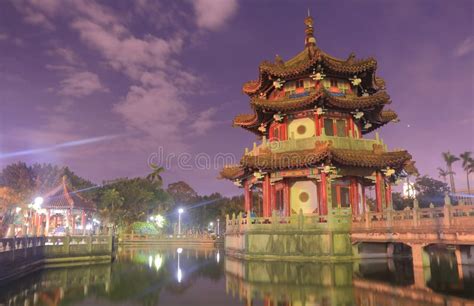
304,10,316,48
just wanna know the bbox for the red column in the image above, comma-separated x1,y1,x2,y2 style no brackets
315,113,321,136
281,119,288,140
244,180,252,212
375,172,383,212
362,185,366,213
271,183,276,213
263,175,272,217
284,180,290,216
81,210,86,233
320,172,328,215
348,117,355,137
351,178,358,215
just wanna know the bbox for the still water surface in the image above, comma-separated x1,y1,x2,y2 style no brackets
0,246,473,306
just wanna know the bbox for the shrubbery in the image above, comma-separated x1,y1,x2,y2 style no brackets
131,222,159,235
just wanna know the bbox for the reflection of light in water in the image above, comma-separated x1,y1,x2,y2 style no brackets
154,254,163,271
177,247,183,283
177,268,182,283
216,251,220,263
148,255,153,268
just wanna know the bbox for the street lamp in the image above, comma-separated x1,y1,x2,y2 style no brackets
217,218,220,236
34,196,44,209
178,208,184,236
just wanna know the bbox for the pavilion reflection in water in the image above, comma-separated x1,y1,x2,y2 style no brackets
225,256,474,306
0,264,111,306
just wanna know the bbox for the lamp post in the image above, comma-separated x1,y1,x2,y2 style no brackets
178,208,184,237
217,218,220,237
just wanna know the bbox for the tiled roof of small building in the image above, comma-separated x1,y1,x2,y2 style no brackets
42,176,96,211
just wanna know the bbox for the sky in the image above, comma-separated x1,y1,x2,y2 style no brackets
0,0,473,196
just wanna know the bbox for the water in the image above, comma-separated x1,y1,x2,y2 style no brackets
0,246,473,306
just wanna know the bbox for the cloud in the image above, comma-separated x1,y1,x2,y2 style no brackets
12,0,222,149
193,0,238,31
454,36,474,57
58,71,108,98
190,108,217,135
49,47,81,65
0,33,8,40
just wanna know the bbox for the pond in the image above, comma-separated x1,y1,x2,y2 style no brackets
0,246,473,306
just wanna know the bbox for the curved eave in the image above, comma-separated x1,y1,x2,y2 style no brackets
363,109,399,134
220,166,246,180
239,147,411,172
324,90,390,110
249,89,389,113
233,112,259,127
320,52,377,75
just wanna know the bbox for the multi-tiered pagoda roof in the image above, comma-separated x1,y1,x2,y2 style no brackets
221,13,416,183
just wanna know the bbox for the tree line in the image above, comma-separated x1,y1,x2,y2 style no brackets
0,162,243,234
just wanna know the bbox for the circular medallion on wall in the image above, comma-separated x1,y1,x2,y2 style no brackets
299,191,309,203
297,125,307,135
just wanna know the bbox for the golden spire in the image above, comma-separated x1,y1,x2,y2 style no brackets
304,9,316,48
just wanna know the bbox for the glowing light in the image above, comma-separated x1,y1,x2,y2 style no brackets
155,215,165,228
178,208,184,214
177,248,183,254
15,207,21,213
209,222,214,227
403,182,417,199
34,197,44,207
85,223,92,230
177,268,182,283
154,254,163,271
216,251,220,263
148,255,153,268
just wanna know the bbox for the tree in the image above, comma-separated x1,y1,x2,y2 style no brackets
167,181,198,204
146,163,164,187
101,177,173,229
0,162,35,205
392,192,413,210
442,151,459,193
97,189,124,228
460,151,473,194
437,167,449,185
414,175,450,207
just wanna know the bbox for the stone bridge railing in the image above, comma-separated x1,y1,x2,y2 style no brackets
0,235,113,283
225,208,352,235
351,204,474,232
226,203,474,236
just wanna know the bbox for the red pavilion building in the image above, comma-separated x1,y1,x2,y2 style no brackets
221,13,417,219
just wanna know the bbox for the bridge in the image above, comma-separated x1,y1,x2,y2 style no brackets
225,197,474,269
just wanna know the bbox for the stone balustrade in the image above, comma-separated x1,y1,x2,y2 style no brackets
0,234,113,283
244,132,387,156
225,208,352,235
351,204,474,232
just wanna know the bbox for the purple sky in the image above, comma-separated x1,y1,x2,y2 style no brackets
0,0,473,196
